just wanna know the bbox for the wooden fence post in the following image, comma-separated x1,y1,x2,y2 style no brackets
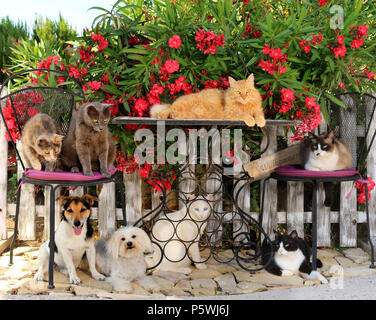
16,141,36,240
43,186,61,241
286,131,305,237
260,126,278,237
123,170,142,226
0,87,8,239
98,182,116,239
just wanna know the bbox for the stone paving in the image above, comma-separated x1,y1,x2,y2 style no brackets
0,244,375,299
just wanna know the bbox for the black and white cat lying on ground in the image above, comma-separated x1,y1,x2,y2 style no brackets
261,230,328,284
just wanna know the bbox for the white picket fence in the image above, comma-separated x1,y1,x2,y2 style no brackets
0,117,375,248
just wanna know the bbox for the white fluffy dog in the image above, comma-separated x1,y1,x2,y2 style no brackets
95,226,160,293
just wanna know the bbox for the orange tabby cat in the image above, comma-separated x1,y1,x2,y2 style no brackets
150,74,265,127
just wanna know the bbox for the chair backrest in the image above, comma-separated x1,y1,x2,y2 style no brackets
325,91,376,173
0,69,85,170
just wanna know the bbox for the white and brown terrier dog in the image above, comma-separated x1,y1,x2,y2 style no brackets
95,226,160,293
34,194,105,284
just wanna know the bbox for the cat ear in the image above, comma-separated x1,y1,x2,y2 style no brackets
307,131,316,139
188,194,196,201
289,230,298,240
247,74,255,87
101,103,113,109
52,134,64,144
82,194,98,207
327,130,335,141
228,77,236,87
273,229,280,236
36,137,48,148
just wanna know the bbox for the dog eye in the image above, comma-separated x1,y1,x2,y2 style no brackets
80,208,86,212
121,237,125,241
132,235,136,239
67,209,73,213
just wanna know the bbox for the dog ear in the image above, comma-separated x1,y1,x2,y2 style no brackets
82,194,98,207
57,195,71,207
138,229,154,255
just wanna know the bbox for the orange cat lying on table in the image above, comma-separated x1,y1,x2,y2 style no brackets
150,74,265,127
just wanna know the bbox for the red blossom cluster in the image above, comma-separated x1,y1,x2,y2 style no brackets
355,177,375,204
3,92,43,141
90,33,109,51
290,96,322,142
244,22,262,39
195,29,225,55
279,88,295,114
168,35,182,49
350,24,368,49
299,33,323,53
160,59,180,81
318,0,329,6
327,34,347,58
258,44,288,76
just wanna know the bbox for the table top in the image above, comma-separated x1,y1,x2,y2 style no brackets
112,116,295,126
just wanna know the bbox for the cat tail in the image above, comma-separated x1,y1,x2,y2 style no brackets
150,104,171,118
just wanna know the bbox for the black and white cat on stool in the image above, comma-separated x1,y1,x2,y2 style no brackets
262,230,328,283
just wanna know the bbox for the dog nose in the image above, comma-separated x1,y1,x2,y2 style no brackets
127,241,133,248
74,220,81,227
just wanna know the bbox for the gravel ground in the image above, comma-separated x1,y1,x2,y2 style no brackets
1,274,376,300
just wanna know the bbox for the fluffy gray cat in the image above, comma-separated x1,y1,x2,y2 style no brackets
60,102,116,177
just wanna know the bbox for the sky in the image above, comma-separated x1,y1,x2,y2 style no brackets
0,0,117,34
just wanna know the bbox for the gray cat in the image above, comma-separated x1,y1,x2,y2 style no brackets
60,102,116,177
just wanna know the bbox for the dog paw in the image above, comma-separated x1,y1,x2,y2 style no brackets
34,272,44,282
195,263,207,270
69,275,82,285
92,272,106,281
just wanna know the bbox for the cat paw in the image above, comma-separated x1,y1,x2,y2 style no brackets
100,170,111,178
33,162,42,171
83,170,94,177
282,270,294,276
256,118,266,127
244,118,256,127
71,167,80,173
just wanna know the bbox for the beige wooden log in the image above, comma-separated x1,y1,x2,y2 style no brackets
0,87,8,239
244,143,302,181
123,170,142,225
339,97,357,247
16,141,36,240
260,126,278,237
98,182,116,239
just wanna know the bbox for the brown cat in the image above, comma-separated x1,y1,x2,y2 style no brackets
150,74,265,127
21,113,64,171
60,102,116,177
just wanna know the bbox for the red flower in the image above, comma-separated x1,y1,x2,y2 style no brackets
319,0,329,6
333,45,347,58
281,88,295,103
87,81,102,91
160,59,180,75
168,35,182,49
351,39,364,49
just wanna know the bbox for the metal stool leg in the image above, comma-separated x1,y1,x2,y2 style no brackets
311,180,318,271
9,179,22,266
365,184,375,268
48,185,57,289
259,176,270,245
